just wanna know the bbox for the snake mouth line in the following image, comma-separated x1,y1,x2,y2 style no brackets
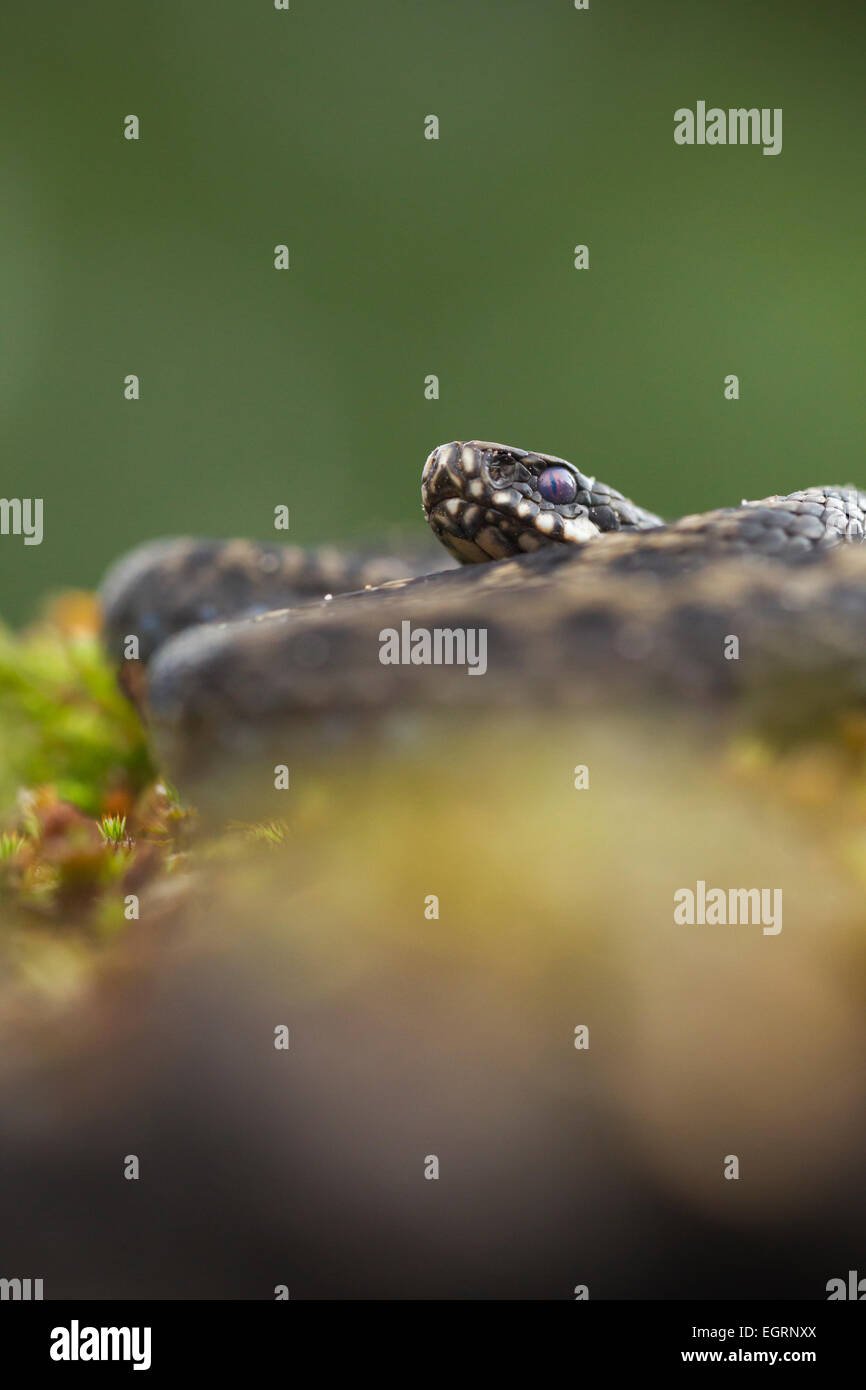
427,497,545,562
427,494,604,563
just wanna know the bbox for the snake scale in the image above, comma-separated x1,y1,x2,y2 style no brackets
100,442,866,788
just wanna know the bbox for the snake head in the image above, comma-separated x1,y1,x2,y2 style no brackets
422,441,662,564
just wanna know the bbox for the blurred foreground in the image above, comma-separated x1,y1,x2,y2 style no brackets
1,615,864,1296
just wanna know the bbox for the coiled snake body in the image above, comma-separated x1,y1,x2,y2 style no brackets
100,442,866,786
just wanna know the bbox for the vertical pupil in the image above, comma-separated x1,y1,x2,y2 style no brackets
539,466,577,504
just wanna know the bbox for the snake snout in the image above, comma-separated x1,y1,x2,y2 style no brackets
422,441,521,513
421,441,469,511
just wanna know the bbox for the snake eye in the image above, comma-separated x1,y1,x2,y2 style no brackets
538,465,577,504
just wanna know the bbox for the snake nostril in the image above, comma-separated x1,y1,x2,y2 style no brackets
422,441,463,505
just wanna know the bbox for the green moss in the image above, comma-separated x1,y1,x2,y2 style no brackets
0,615,152,817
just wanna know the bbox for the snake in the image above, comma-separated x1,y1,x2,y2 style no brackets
99,441,866,789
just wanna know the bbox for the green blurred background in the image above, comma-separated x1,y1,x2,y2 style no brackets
1,0,862,623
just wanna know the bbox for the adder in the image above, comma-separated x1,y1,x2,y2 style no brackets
100,441,866,781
